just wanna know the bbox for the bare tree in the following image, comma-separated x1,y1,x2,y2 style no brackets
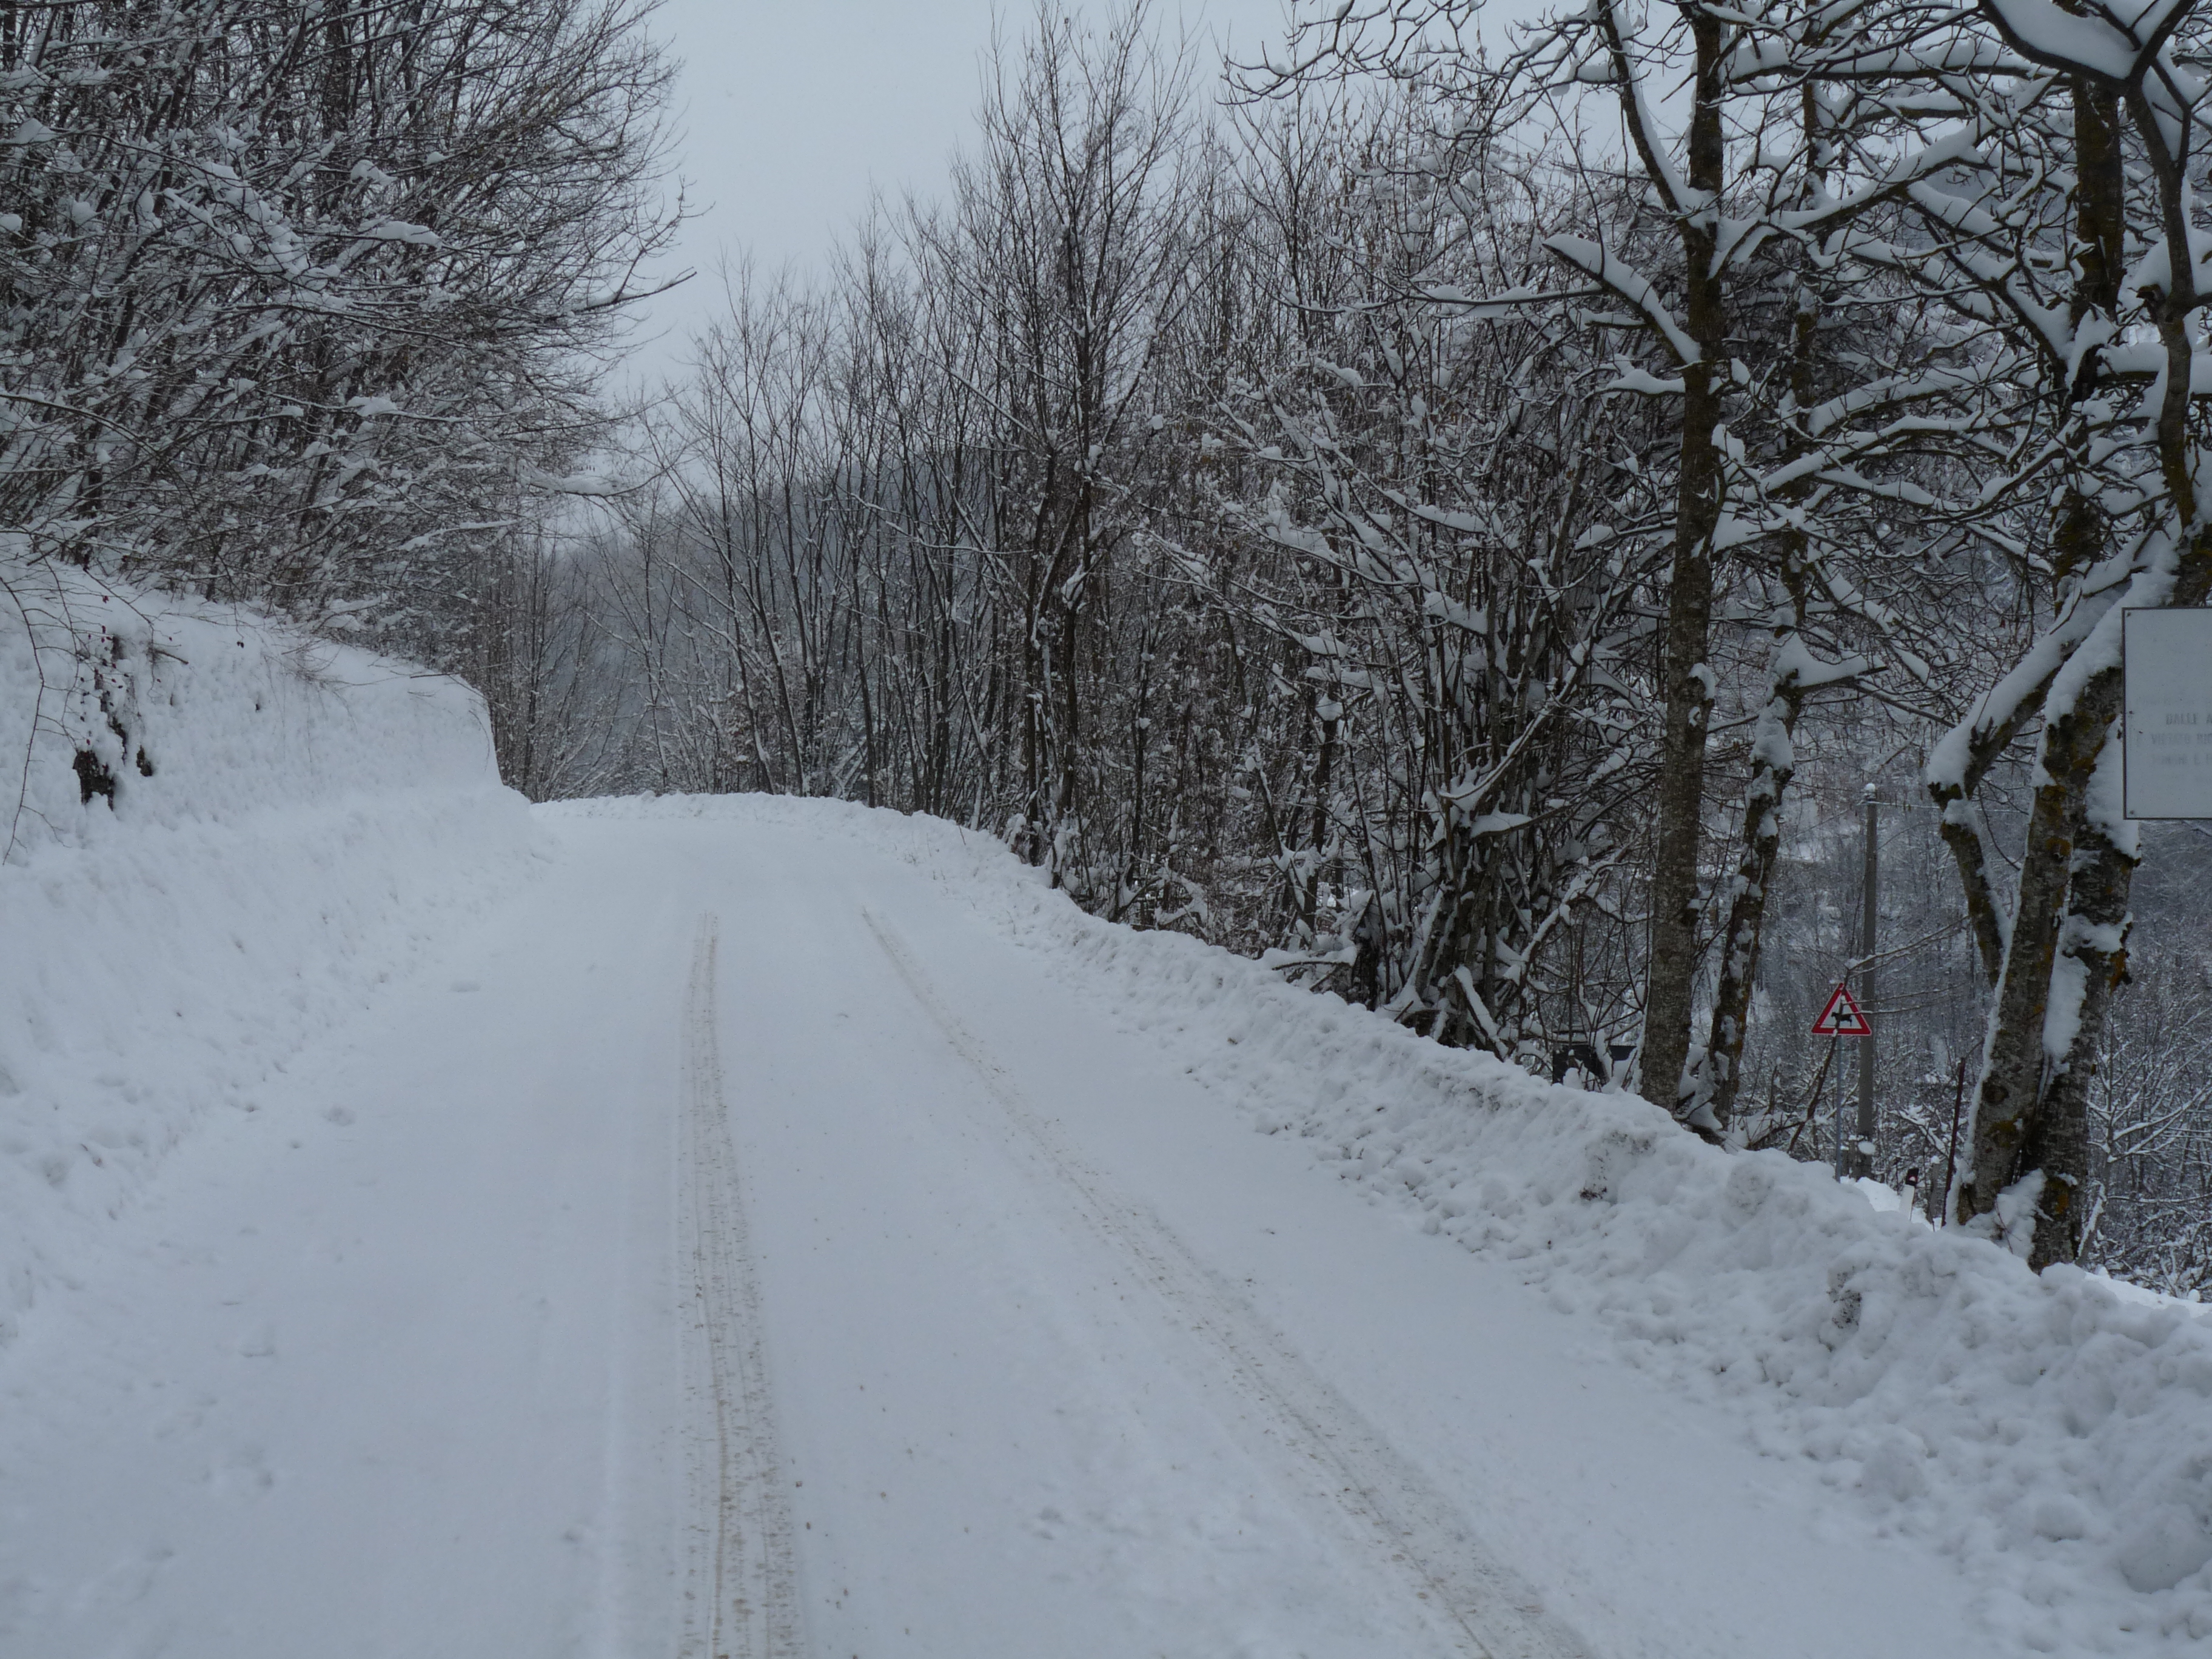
0,0,679,653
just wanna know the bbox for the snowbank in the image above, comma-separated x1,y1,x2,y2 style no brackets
555,793,2212,1656
0,566,536,1329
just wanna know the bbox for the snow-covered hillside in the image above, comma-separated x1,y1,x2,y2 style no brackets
0,566,536,1334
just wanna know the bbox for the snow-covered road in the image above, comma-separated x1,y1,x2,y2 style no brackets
0,804,2035,1658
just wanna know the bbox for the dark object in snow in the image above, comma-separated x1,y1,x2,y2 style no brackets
1551,1042,1605,1086
73,748,117,806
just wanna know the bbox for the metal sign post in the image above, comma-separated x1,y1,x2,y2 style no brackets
1812,980,1873,1181
1855,786,1878,1181
2123,609,2212,819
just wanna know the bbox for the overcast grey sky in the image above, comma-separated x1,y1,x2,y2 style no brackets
620,1,1295,384
620,1,1566,386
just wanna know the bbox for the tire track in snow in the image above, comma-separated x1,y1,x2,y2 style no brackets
862,907,1596,1659
679,916,805,1659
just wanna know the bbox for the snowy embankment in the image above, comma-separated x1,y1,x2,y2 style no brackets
565,793,2212,1656
0,568,535,1333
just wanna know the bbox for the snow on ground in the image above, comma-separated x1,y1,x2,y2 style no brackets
0,566,535,1336
1,697,2207,1655
559,793,2212,1657
0,817,680,1657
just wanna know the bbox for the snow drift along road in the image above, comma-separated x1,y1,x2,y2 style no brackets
0,568,533,1338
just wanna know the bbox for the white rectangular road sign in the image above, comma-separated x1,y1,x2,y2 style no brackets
2124,608,2212,819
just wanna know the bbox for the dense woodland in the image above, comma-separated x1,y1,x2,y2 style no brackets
7,0,2212,1292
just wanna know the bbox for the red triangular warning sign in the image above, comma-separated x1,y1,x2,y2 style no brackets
1812,982,1872,1037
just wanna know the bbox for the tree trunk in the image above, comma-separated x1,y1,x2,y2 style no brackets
1705,144,1828,1133
2029,754,2134,1265
1637,9,1728,1115
1962,72,2207,1265
1704,645,1807,1130
1957,684,2102,1235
